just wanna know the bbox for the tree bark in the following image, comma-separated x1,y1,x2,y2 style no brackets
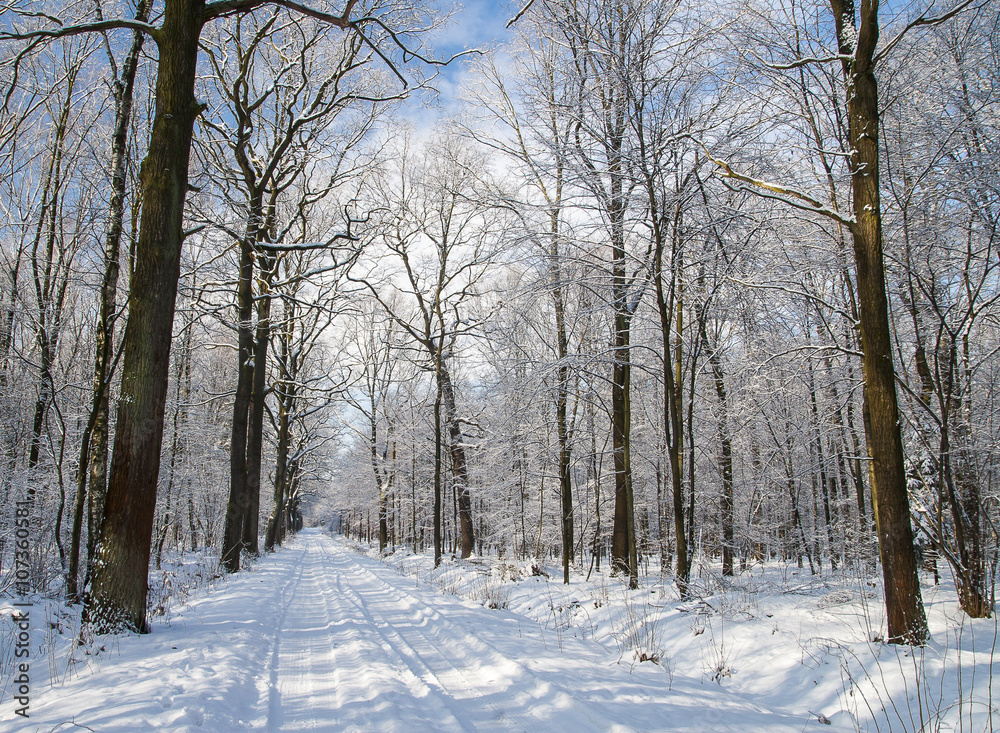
242,253,275,557
439,364,474,558
702,324,734,577
265,381,294,552
433,367,443,567
266,298,296,552
221,236,255,572
830,0,928,644
608,155,638,588
610,311,637,587
550,209,574,583
652,197,689,597
87,0,206,633
371,402,388,552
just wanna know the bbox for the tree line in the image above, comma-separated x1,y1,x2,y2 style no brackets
0,0,996,644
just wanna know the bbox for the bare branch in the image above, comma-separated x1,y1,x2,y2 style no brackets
202,0,474,88
203,0,355,26
506,0,537,28
12,9,66,26
0,18,160,43
699,146,856,229
748,49,848,71
875,0,979,65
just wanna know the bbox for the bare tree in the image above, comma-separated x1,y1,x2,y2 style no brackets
352,131,505,565
197,7,389,571
707,0,979,643
262,202,355,551
882,10,1000,618
2,0,455,632
464,28,583,581
343,300,403,553
67,0,152,604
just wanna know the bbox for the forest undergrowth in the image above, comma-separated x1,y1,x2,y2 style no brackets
0,546,225,700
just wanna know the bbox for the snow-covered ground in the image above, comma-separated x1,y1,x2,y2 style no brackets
381,546,999,733
1,529,997,732
367,542,998,733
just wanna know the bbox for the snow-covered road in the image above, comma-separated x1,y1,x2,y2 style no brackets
13,530,818,732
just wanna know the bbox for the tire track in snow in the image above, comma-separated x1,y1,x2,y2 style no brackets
314,538,476,732
265,543,309,732
324,546,615,731
268,533,471,732
266,530,810,732
267,539,347,731
321,540,605,732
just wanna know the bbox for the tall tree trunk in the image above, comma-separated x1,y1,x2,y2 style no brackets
940,338,990,617
702,324,734,577
221,237,255,572
654,210,689,597
78,0,152,606
608,171,637,587
686,325,699,566
265,301,295,553
806,351,838,571
438,362,474,558
433,364,443,568
242,253,274,558
264,383,293,552
830,0,929,644
411,433,418,553
549,209,574,584
377,440,392,553
556,361,573,581
610,313,637,587
87,0,206,634
371,402,388,552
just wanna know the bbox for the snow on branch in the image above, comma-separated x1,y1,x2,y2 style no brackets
506,0,537,28
204,0,478,87
0,16,159,42
747,50,849,71
874,0,979,65
699,146,855,229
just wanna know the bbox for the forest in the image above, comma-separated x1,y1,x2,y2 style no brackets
0,0,997,666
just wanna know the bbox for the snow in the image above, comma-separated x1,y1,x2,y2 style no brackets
2,530,997,732
371,546,999,733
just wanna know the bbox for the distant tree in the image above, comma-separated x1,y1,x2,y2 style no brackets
197,8,388,571
263,212,353,552
343,300,402,553
353,131,506,565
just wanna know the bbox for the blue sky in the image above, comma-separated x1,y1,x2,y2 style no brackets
432,0,516,59
402,1,518,122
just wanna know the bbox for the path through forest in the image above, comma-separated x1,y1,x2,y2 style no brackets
16,531,820,731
